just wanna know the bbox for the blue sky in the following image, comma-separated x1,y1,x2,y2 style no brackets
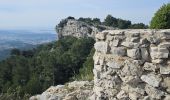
0,0,169,30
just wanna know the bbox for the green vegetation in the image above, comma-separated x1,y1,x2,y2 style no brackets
0,36,95,100
78,17,101,25
103,14,148,29
129,23,148,29
57,15,148,30
72,48,95,81
150,3,170,29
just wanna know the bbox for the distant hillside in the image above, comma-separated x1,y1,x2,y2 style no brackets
0,30,56,60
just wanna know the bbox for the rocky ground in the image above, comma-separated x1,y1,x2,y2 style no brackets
30,81,94,100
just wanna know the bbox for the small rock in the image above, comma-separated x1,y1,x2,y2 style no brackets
127,49,141,59
106,61,123,69
116,90,129,100
143,62,157,72
160,64,170,75
110,47,126,56
145,84,164,99
150,47,158,60
148,36,159,44
94,42,108,54
152,59,164,64
141,48,150,61
106,34,114,41
158,42,170,48
121,60,142,76
131,37,140,42
95,32,107,40
109,39,119,47
121,42,134,48
131,32,140,37
141,73,162,87
161,77,170,93
157,48,169,59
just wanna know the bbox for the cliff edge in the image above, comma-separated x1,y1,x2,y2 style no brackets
56,19,115,39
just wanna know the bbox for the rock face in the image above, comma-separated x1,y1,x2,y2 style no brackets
30,81,93,100
57,19,97,38
57,19,115,39
93,29,170,100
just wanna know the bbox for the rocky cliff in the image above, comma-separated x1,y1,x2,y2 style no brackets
93,29,170,100
57,19,115,39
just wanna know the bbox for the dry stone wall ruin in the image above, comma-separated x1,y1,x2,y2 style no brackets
93,29,170,100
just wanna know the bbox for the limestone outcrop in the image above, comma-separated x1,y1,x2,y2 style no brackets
57,19,115,39
93,29,170,100
30,81,93,100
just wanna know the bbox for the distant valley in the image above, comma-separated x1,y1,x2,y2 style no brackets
0,30,57,60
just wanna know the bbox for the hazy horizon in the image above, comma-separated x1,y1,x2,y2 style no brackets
0,0,169,30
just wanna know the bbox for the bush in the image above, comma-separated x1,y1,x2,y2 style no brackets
72,48,95,81
129,23,148,29
150,3,170,29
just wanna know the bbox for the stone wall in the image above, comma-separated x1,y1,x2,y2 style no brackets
93,29,170,100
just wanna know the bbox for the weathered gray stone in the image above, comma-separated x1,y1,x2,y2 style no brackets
120,60,142,83
141,48,149,61
145,84,164,99
113,30,125,35
131,37,140,42
94,42,108,54
161,77,170,93
127,49,141,59
57,19,98,39
106,34,114,41
159,30,170,40
158,42,170,48
150,46,158,60
121,84,145,95
121,42,134,48
106,61,123,69
140,38,150,47
141,73,162,87
116,90,129,100
148,36,159,44
94,65,103,72
143,62,157,71
157,48,169,59
95,32,107,40
131,32,140,37
110,47,126,56
160,64,170,75
152,59,164,64
30,81,93,100
93,69,100,79
109,40,119,47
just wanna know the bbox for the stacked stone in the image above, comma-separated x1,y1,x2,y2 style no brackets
93,29,170,100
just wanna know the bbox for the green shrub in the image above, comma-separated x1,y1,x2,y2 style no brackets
150,3,170,29
72,48,95,81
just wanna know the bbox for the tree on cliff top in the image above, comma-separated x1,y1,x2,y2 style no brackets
103,14,117,27
150,3,170,29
